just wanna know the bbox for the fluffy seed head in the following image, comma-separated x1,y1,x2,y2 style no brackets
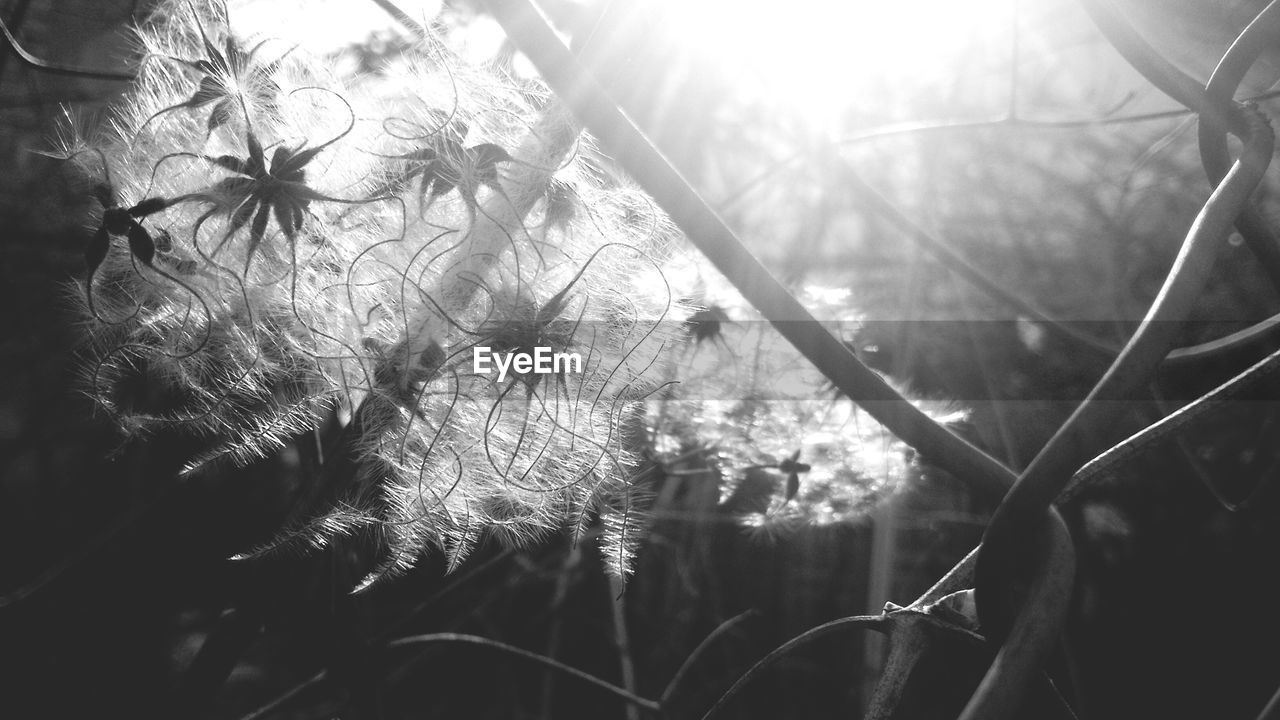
63,0,683,583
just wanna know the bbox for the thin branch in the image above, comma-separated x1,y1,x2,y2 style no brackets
1197,0,1280,293
1077,0,1229,124
908,545,979,610
367,0,427,38
385,633,661,712
698,615,888,720
236,670,326,720
835,157,1119,358
1164,309,1280,366
0,0,32,78
0,14,134,81
661,609,758,705
716,90,1280,214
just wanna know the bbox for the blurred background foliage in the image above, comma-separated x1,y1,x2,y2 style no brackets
3,0,1280,718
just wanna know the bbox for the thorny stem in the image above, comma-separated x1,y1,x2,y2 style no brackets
958,511,1075,720
862,616,929,720
858,519,1075,720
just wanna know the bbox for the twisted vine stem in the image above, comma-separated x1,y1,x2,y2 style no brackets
1078,0,1280,290
0,12,135,81
1060,333,1280,509
975,100,1273,630
1197,1,1280,268
962,12,1277,713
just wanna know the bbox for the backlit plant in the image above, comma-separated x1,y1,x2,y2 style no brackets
59,0,684,586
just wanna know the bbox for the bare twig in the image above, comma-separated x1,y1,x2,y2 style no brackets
698,615,891,720
660,609,758,705
0,13,134,81
386,633,661,712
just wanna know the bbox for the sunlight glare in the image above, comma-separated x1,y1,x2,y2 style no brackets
229,0,442,54
654,0,1016,127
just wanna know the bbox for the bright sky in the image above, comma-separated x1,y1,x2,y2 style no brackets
228,0,437,51
658,0,1018,126
229,0,1017,130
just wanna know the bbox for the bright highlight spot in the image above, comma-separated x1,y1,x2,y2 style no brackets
652,0,1016,127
